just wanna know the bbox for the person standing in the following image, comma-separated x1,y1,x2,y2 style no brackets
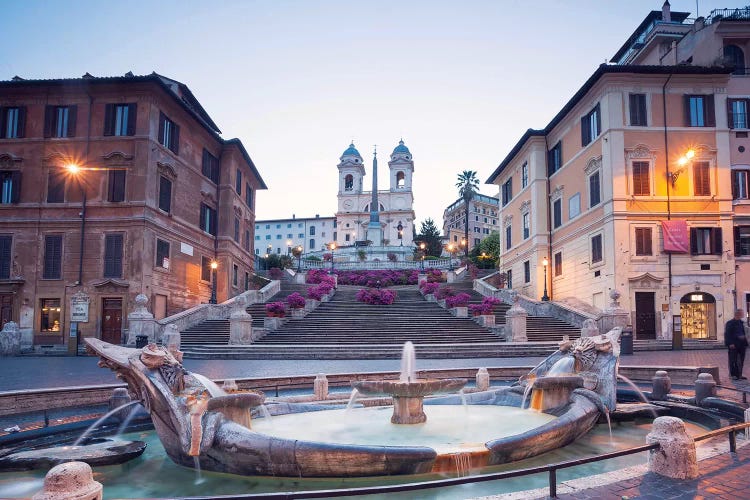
725,309,748,380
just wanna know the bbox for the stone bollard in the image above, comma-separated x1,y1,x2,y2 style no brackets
222,379,238,392
229,296,254,345
651,370,672,401
694,373,717,406
476,368,490,392
646,416,698,479
32,461,103,500
0,320,21,356
313,374,329,400
505,291,527,342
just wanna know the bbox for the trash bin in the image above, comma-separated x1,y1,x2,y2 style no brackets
620,327,633,355
135,335,149,348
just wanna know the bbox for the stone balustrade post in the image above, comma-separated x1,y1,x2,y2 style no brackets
0,321,21,356
596,290,630,334
294,272,306,284
505,291,527,342
229,295,254,345
126,294,156,345
651,370,672,400
32,461,103,500
694,373,716,405
646,416,698,479
314,374,329,400
476,367,490,391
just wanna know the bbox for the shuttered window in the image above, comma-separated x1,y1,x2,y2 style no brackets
635,228,653,256
629,93,648,126
201,256,212,282
589,171,601,207
199,204,217,236
0,235,11,279
591,234,603,263
0,171,21,204
107,170,126,202
553,199,562,228
156,239,170,268
690,227,722,255
158,176,172,213
581,103,601,146
245,184,253,207
632,161,650,196
235,169,242,195
727,98,749,129
202,149,219,183
0,106,26,138
693,161,710,196
104,234,123,278
547,141,562,175
684,95,715,127
47,170,66,203
44,105,77,138
158,112,179,154
103,103,137,136
43,235,63,279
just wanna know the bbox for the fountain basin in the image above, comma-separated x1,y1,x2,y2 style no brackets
351,378,467,398
0,438,146,471
529,375,584,412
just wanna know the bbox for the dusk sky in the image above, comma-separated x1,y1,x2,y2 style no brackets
1,0,734,227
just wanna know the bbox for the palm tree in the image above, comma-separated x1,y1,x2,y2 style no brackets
455,170,479,258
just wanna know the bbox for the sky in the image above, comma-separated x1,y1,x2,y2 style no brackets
0,0,735,228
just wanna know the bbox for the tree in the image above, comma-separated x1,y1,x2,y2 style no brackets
416,218,442,257
456,170,479,258
470,231,500,268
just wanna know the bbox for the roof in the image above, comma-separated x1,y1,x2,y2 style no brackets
255,215,336,224
342,143,362,158
392,139,410,154
611,9,691,63
444,193,499,213
486,64,733,184
223,138,268,190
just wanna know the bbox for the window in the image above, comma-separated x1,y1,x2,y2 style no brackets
107,170,126,202
345,233,351,242
735,227,750,256
629,94,647,126
524,260,530,283
522,212,530,239
156,239,170,268
39,299,61,333
0,171,20,204
158,176,172,213
234,218,240,243
724,44,746,75
104,234,123,278
265,235,271,240
569,193,581,219
733,170,750,199
43,235,62,279
103,103,136,136
0,235,10,279
690,227,722,255
245,184,253,207
44,105,77,138
501,178,512,206
554,252,562,276
693,161,710,196
235,169,242,195
548,141,562,175
728,99,749,129
589,171,601,207
0,106,26,138
553,199,562,228
506,269,512,289
298,233,304,238
201,256,212,282
200,204,217,236
581,104,601,146
521,162,528,188
47,170,66,203
232,264,238,287
505,225,512,250
684,95,715,127
309,238,315,249
245,271,250,291
635,227,653,256
632,161,650,196
344,174,353,191
309,226,316,236
244,230,250,251
276,234,281,240
158,112,179,154
591,234,603,264
202,149,219,183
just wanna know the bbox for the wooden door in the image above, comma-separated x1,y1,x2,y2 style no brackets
635,292,656,340
0,294,12,328
154,294,167,320
101,298,123,344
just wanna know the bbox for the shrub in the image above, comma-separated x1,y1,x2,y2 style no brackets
387,252,398,262
307,269,330,284
425,269,445,283
470,296,501,315
355,288,398,305
264,301,286,316
420,281,440,295
435,285,456,300
286,292,306,309
446,293,471,308
268,267,285,280
335,270,419,287
323,253,333,261
306,286,325,301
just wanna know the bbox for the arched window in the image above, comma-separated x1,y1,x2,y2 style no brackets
309,226,316,236
679,292,717,340
724,44,746,75
344,174,353,191
396,171,405,188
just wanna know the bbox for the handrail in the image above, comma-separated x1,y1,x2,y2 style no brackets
716,384,750,404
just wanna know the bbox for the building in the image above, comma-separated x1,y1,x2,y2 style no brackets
487,2,749,344
0,72,266,352
335,141,416,248
253,215,336,256
442,193,500,252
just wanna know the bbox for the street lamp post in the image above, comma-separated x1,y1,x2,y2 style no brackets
541,256,550,301
460,238,466,261
329,243,336,274
448,244,455,271
419,242,426,271
209,260,218,304
66,163,87,356
293,245,303,272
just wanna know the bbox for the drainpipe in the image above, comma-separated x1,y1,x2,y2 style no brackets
662,74,673,303
544,136,553,301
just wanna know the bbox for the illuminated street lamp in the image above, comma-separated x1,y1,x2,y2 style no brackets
419,242,426,270
329,242,336,273
65,163,87,287
460,238,467,259
292,245,303,272
448,243,455,271
541,256,549,301
209,260,218,304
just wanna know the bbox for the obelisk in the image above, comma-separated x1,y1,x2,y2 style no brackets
366,147,383,246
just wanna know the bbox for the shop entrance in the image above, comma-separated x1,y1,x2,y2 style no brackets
101,298,123,345
679,292,716,340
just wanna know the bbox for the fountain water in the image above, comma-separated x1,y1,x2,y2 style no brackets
73,401,140,447
346,388,360,410
191,373,226,397
400,340,417,382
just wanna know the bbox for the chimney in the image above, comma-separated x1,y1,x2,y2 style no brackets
662,1,671,22
292,214,296,219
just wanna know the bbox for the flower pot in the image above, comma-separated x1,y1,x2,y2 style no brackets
452,306,468,318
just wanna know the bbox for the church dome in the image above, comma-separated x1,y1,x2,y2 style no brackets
392,139,410,155
341,143,362,159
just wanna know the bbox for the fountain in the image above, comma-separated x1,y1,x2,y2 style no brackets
80,327,623,478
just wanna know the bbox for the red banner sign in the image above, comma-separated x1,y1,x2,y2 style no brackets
661,220,689,253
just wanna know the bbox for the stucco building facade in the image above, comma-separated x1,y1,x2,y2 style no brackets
443,193,499,252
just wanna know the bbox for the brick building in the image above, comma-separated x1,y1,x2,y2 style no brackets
0,72,266,352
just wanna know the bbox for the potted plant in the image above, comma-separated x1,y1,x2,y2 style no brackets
286,292,306,318
264,301,287,318
446,293,471,317
355,288,397,305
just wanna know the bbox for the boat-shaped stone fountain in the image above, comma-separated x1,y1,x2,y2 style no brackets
85,327,621,477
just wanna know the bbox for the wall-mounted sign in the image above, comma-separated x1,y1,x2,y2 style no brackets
181,243,194,256
71,291,90,323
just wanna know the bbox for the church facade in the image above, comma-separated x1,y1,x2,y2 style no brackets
335,141,416,248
